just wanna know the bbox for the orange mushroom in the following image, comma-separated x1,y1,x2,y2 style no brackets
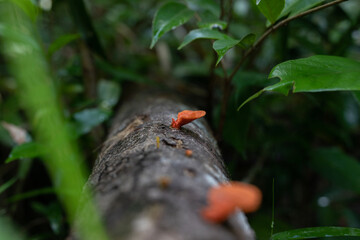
201,181,262,223
185,149,193,157
171,110,206,129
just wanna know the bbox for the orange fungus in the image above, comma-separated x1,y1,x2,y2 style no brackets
201,181,262,223
171,110,206,129
185,149,193,157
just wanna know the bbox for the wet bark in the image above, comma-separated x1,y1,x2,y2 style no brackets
84,91,255,240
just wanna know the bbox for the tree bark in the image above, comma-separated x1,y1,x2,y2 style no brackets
83,90,255,240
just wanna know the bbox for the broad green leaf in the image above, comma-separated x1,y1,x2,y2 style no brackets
238,55,360,110
97,80,121,109
238,33,256,49
270,55,360,92
150,2,194,49
278,0,324,20
0,177,17,194
47,33,80,58
310,147,360,193
5,142,44,163
271,227,360,240
73,108,111,135
213,39,240,65
178,29,231,49
253,0,285,24
213,34,256,66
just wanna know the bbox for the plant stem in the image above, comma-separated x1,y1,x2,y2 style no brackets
228,0,347,81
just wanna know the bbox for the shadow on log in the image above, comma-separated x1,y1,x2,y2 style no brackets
75,91,256,240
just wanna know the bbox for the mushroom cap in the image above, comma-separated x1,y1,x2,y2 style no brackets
201,181,262,223
177,110,206,121
171,110,206,129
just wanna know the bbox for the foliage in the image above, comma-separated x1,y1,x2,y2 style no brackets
0,0,359,239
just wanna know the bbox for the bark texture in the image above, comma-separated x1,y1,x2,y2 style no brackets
86,91,255,240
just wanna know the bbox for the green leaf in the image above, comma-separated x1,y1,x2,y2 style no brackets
238,33,256,49
238,55,360,110
212,34,256,66
271,227,360,240
47,33,80,58
150,2,194,49
253,0,285,24
310,147,360,193
278,0,324,20
73,108,111,135
178,29,231,50
263,80,293,95
270,55,360,92
97,80,121,109
5,142,44,163
213,39,240,65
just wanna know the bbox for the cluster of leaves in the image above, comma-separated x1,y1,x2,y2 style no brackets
0,0,360,239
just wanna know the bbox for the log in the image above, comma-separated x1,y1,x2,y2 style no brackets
83,91,255,240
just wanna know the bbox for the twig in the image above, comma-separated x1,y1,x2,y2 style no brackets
228,0,347,81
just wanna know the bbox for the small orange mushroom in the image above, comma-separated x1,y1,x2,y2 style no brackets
201,181,262,223
171,110,206,129
185,149,193,157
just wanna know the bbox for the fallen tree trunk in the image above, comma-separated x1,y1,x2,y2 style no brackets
81,91,255,240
